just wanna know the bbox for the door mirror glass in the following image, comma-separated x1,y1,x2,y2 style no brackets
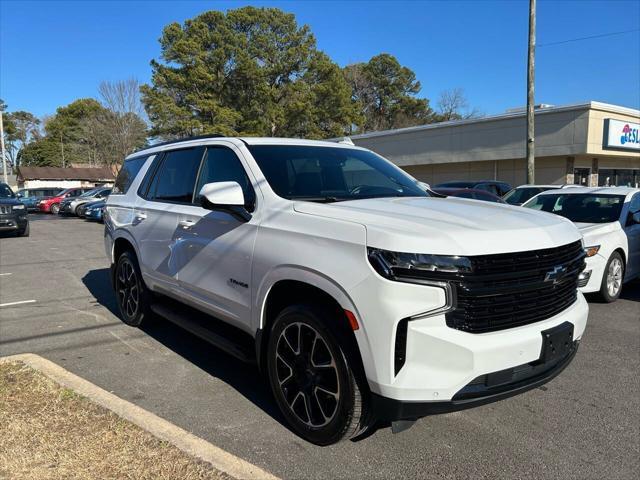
632,212,640,224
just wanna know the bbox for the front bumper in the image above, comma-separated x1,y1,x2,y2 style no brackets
371,337,579,421
0,213,28,231
579,253,606,293
351,269,589,403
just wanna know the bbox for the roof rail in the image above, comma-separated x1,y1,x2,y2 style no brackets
132,134,227,155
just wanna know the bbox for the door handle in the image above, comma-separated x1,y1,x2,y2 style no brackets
178,219,195,229
134,212,147,222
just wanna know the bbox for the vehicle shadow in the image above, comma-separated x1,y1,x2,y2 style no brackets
620,279,640,302
81,267,287,429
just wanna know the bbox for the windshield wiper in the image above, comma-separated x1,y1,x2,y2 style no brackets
290,196,345,203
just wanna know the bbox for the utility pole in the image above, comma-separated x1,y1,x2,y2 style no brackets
526,0,536,184
0,110,7,184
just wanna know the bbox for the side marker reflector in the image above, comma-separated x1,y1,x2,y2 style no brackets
344,310,359,331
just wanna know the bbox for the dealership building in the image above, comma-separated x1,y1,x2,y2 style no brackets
350,101,640,188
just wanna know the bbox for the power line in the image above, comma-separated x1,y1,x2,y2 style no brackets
538,28,640,47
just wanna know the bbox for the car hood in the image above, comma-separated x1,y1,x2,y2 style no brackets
293,196,581,255
0,198,23,206
574,222,620,245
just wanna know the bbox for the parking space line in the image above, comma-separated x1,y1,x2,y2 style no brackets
0,273,13,276
0,299,37,308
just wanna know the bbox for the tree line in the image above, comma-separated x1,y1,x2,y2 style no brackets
2,6,480,168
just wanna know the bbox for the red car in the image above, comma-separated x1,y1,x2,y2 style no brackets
432,187,506,203
38,187,89,214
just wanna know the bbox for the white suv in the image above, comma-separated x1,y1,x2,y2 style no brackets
105,135,589,445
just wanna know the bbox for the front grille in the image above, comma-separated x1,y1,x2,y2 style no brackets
446,241,585,333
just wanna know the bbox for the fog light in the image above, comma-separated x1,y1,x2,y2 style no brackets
578,270,592,287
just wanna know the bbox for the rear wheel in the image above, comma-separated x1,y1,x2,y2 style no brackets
266,304,367,445
598,251,624,302
50,203,60,215
114,250,153,326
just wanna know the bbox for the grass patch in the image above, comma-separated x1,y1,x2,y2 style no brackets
0,361,231,480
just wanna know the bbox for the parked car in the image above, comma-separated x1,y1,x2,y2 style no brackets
503,184,582,206
79,199,105,221
38,187,89,214
433,180,512,197
523,187,640,302
0,183,29,236
59,187,111,216
432,187,505,203
15,187,64,211
105,136,588,445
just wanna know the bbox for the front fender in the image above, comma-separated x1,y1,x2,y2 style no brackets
253,265,376,385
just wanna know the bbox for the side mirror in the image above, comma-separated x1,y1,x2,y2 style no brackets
631,212,640,225
199,181,251,222
16,192,23,198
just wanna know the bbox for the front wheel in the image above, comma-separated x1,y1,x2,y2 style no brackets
598,251,625,302
18,223,30,237
114,251,153,326
266,304,367,445
50,203,60,215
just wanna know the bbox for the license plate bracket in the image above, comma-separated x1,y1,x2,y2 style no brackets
540,321,574,364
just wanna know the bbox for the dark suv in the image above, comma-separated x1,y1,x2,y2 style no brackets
434,180,512,197
0,183,29,236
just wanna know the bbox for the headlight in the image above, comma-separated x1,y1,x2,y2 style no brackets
12,204,25,210
368,247,472,282
584,245,600,257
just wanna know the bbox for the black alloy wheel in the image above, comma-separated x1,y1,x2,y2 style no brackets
115,251,152,326
267,304,367,445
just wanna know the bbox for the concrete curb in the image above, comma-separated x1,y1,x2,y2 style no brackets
1,353,279,480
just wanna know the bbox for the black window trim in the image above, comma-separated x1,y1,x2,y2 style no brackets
137,152,165,200
143,146,206,206
192,145,257,211
110,153,151,196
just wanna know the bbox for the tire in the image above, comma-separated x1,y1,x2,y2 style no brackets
266,304,367,445
598,251,625,303
114,250,153,327
50,203,60,215
18,223,30,237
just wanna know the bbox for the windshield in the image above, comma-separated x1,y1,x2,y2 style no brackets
504,187,553,205
523,193,625,223
80,188,100,197
0,184,15,198
248,145,428,202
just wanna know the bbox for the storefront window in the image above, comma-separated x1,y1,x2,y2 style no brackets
573,168,590,186
598,169,640,188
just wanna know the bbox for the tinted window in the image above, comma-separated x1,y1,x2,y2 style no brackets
150,148,204,203
195,147,255,207
434,181,475,188
524,193,625,223
0,184,15,198
503,187,550,205
113,156,149,194
248,145,426,201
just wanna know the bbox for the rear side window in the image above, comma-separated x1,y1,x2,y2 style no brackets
149,147,205,203
195,147,255,207
113,155,148,194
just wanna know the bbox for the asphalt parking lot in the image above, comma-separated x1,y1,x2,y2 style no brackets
1,215,639,479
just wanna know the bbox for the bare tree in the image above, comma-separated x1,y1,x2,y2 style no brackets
98,78,148,166
437,88,483,121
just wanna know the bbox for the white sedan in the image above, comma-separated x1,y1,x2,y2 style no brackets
523,187,640,302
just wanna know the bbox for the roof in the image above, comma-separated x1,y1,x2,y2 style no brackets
349,101,640,140
128,136,364,159
535,186,640,197
17,166,115,181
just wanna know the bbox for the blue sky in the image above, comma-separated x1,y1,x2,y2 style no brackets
1,0,639,118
